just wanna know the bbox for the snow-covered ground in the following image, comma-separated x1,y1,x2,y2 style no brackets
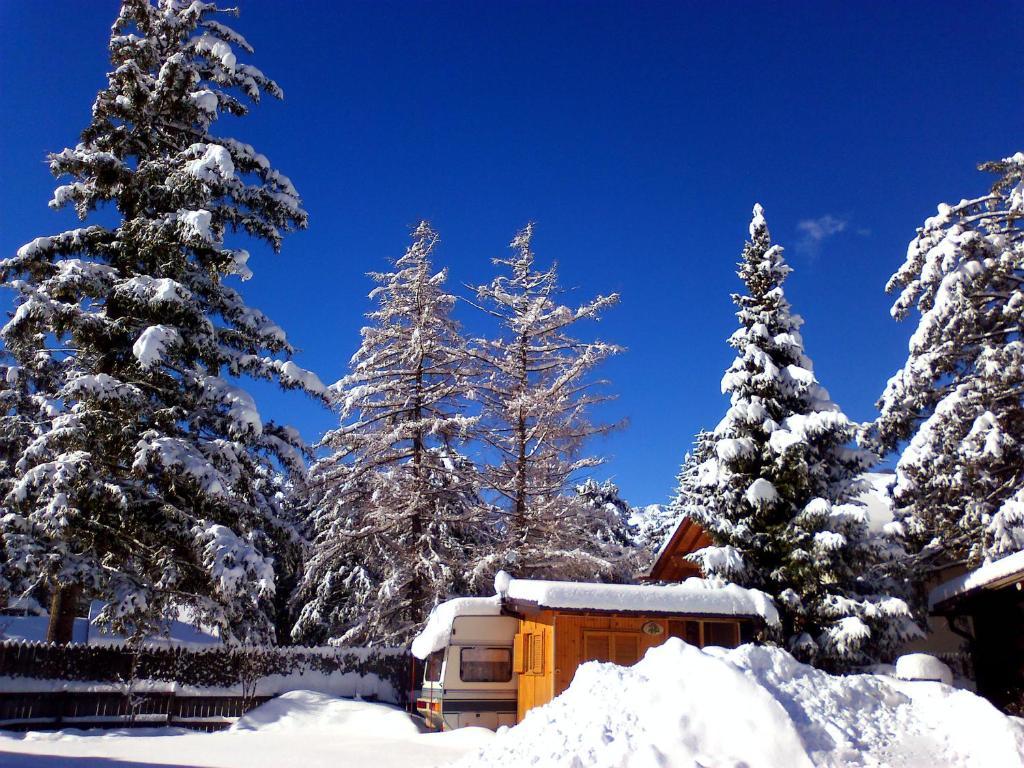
2,642,1021,767
0,691,493,768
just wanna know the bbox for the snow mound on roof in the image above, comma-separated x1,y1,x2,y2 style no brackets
505,575,779,626
411,595,501,659
458,639,1024,768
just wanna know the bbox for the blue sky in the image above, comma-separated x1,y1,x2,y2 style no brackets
1,1,1021,506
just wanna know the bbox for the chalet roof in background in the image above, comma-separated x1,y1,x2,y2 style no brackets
647,471,896,581
929,550,1024,611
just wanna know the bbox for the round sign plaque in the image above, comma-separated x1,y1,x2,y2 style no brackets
641,621,664,636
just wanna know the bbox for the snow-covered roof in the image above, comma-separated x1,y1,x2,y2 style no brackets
411,574,779,659
929,549,1024,610
503,575,778,626
410,595,501,659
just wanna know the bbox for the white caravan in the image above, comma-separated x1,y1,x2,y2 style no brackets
415,613,519,731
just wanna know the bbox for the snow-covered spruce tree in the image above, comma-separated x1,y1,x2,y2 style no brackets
469,224,630,582
874,153,1024,570
688,205,917,670
573,479,644,579
292,222,488,646
0,1,319,643
0,353,58,612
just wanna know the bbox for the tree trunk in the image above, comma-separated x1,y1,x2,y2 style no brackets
46,584,82,644
408,356,425,625
513,334,528,533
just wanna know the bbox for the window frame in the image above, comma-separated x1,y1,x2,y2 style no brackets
424,649,445,683
459,645,514,683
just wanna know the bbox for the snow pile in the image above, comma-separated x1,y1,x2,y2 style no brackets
232,690,417,735
0,692,492,768
459,639,1024,768
895,653,952,685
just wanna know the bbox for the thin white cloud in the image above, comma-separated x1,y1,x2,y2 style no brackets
795,214,848,254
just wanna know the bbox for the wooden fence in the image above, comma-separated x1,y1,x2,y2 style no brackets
0,639,415,732
0,690,272,732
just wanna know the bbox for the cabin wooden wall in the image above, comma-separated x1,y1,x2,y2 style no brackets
551,614,671,697
513,610,747,720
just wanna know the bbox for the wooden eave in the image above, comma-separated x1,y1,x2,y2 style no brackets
932,571,1024,614
645,516,713,583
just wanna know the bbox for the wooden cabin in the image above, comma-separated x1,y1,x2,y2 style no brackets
646,515,713,582
504,580,763,720
930,550,1024,713
413,573,776,729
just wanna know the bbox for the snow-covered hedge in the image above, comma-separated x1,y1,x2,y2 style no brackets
0,641,410,703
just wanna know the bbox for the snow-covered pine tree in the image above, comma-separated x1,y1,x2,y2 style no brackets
470,224,629,582
0,354,56,612
573,479,644,580
292,222,487,646
688,204,918,670
874,152,1024,569
0,0,319,643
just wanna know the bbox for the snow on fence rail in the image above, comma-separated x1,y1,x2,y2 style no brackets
0,640,413,731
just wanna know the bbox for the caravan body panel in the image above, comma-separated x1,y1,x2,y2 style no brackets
417,614,518,730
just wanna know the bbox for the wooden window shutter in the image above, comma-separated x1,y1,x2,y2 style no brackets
513,633,527,674
613,634,640,667
584,632,611,663
530,630,545,675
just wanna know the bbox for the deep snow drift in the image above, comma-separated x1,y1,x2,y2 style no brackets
457,638,1024,768
0,690,492,768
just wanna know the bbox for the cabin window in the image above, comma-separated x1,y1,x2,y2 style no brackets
667,620,700,645
666,620,741,649
583,631,642,667
460,646,513,683
703,621,740,648
424,650,444,682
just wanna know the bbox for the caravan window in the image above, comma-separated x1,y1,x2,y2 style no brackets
460,646,513,682
424,650,444,682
